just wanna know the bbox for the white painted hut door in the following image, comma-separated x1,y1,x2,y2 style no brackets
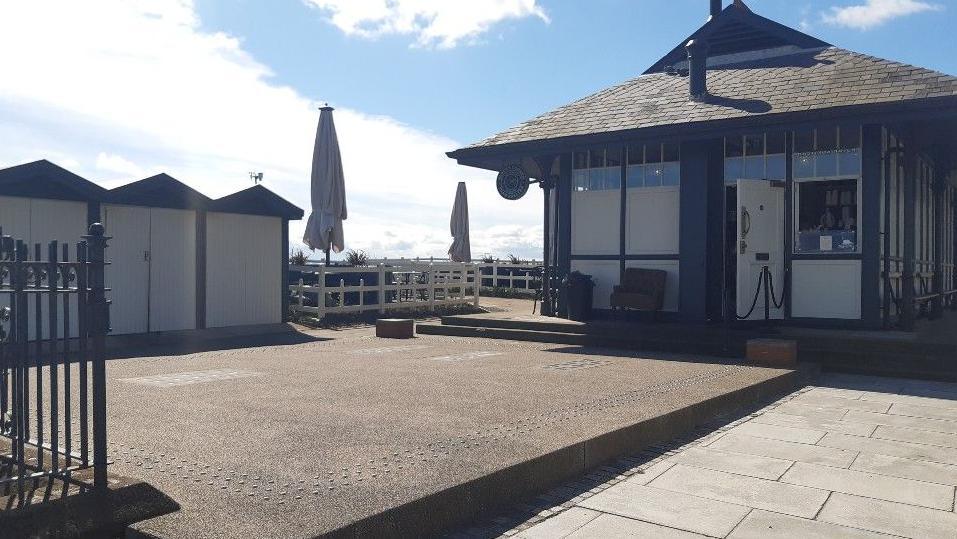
103,205,150,334
103,206,196,334
736,179,785,320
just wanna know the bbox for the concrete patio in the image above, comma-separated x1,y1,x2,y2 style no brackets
465,372,957,539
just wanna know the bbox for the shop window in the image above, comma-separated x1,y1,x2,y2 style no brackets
795,178,858,253
573,149,622,192
625,142,679,189
792,126,861,179
724,132,786,183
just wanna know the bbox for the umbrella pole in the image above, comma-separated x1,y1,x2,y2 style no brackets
325,245,331,266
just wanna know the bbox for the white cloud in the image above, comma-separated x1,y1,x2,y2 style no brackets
305,0,549,48
0,0,542,260
822,0,943,30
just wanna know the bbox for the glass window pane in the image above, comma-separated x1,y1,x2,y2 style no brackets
766,154,786,180
725,136,743,158
627,144,643,165
794,130,814,153
794,153,814,178
573,169,588,191
645,143,662,164
605,167,621,190
744,134,764,157
589,149,605,169
817,127,837,151
661,162,680,186
662,142,679,162
744,155,765,179
795,178,858,253
839,125,860,150
589,169,604,190
606,147,622,168
626,165,644,188
573,151,588,170
817,153,838,177
724,157,743,183
839,148,861,176
766,132,786,154
645,163,662,186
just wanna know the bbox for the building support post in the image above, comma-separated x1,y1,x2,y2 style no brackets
901,137,917,331
932,163,944,319
557,153,573,317
534,155,557,316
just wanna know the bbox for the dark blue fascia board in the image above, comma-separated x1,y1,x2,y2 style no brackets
448,97,957,171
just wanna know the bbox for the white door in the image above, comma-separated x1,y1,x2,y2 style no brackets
148,208,196,332
103,205,150,334
736,180,785,320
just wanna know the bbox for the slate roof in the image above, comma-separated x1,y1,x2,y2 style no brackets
209,184,304,220
461,47,957,151
0,159,107,201
108,173,212,210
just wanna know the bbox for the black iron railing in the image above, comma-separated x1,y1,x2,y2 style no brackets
0,224,110,503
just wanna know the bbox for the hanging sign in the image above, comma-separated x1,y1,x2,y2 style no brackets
496,164,530,200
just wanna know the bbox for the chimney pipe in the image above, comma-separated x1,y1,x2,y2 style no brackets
710,0,722,18
686,39,709,100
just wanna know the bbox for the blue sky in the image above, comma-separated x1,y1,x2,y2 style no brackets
1,1,953,260
195,0,957,143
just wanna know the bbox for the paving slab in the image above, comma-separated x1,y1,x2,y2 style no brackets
873,425,957,449
790,393,892,413
817,492,957,539
726,421,826,444
516,507,601,539
843,409,957,434
566,513,709,539
579,480,749,537
818,432,957,465
709,433,858,467
49,328,792,539
727,509,889,539
850,452,957,486
750,411,878,437
648,464,830,518
771,402,849,421
888,402,957,422
669,446,793,480
780,461,955,510
859,392,957,410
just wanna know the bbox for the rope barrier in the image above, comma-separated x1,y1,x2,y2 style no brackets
735,265,786,320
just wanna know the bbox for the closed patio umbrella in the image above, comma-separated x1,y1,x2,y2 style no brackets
303,105,347,264
448,181,471,262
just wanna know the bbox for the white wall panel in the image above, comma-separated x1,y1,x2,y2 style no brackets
625,260,680,312
626,187,680,255
206,213,281,327
0,196,31,239
791,259,861,319
29,199,88,248
570,259,619,309
148,208,196,332
102,205,150,335
572,191,620,255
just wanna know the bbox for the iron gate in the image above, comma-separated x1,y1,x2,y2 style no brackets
0,223,110,502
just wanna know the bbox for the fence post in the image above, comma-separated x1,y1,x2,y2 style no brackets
359,278,365,309
83,223,110,491
428,264,436,311
318,264,326,320
492,260,499,288
339,278,345,309
473,264,480,307
378,264,386,314
297,278,304,311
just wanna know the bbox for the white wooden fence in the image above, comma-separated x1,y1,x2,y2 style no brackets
364,258,543,293
289,262,479,320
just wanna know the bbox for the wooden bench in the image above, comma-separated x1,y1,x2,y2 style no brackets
610,268,667,317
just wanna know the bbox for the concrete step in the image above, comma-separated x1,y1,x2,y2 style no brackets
417,323,744,358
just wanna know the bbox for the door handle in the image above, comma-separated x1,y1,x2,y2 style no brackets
144,250,151,262
740,206,751,239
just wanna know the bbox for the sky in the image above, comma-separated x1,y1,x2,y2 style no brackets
1,0,954,261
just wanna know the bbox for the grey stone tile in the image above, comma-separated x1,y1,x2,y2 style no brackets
780,461,955,510
818,492,957,539
727,421,826,444
873,425,957,449
728,509,889,539
889,402,957,422
804,386,868,400
843,410,957,435
648,464,830,518
790,393,892,413
851,452,957,487
566,513,709,539
624,459,676,486
817,432,957,466
517,507,601,539
579,480,749,537
859,392,957,411
710,433,857,468
670,446,793,480
751,411,878,437
772,402,849,421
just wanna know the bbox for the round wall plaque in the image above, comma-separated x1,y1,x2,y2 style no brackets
496,164,530,200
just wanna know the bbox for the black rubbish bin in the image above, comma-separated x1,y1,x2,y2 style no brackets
565,271,594,321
